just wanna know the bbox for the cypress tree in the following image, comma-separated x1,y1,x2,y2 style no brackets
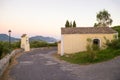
73,21,76,27
65,20,70,28
69,21,73,27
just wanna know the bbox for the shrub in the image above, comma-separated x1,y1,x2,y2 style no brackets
86,38,99,61
11,41,21,49
112,26,120,37
30,41,57,48
0,41,21,59
86,44,97,62
0,41,9,59
30,41,46,48
47,42,57,47
92,44,100,51
106,38,120,49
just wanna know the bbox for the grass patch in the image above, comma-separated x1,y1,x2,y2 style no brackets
60,48,120,64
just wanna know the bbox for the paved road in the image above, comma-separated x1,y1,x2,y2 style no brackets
10,47,120,80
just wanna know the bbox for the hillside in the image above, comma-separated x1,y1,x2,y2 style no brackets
0,34,19,42
0,34,57,43
30,36,57,42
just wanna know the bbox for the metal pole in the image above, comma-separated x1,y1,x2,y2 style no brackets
8,30,11,51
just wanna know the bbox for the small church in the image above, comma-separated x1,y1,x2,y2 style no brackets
58,27,118,56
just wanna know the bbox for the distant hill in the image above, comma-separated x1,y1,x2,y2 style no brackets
30,36,57,42
0,34,19,42
0,34,57,43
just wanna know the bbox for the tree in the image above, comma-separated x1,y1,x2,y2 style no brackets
65,20,70,28
65,20,77,28
69,21,73,27
112,25,120,38
94,23,98,27
73,20,76,27
94,9,113,27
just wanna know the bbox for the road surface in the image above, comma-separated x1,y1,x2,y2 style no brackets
10,47,120,80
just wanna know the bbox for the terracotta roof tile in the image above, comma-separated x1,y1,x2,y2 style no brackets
61,27,117,34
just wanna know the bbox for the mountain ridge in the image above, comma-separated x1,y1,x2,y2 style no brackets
0,34,19,42
0,34,57,42
30,36,57,42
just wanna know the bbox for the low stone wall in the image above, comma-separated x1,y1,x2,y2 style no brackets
0,49,23,76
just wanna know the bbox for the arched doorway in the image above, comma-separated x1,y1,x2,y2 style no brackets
93,39,100,47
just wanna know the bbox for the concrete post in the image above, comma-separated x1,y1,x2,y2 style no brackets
21,34,30,51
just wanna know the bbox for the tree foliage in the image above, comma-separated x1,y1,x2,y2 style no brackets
73,21,76,27
94,9,113,27
11,41,21,49
106,38,120,50
65,20,70,28
65,20,76,28
69,21,73,27
0,41,21,59
0,41,9,59
112,25,120,38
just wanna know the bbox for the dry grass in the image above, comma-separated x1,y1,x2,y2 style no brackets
0,52,24,80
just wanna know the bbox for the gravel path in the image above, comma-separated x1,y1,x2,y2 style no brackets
10,47,120,80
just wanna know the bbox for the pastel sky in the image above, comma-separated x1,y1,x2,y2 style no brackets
0,0,120,39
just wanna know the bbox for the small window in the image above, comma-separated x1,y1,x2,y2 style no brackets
93,39,100,47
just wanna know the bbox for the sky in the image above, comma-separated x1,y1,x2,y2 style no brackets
0,0,120,39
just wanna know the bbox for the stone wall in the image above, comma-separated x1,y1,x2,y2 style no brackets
0,49,23,76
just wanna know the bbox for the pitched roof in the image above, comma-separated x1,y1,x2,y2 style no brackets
61,27,117,34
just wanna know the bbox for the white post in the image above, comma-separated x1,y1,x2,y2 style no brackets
61,35,64,56
21,34,30,51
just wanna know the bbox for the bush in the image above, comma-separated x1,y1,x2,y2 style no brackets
86,38,99,62
86,44,98,62
47,42,57,47
11,41,21,49
30,41,57,48
0,41,21,59
30,41,47,48
0,41,9,59
106,38,120,49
